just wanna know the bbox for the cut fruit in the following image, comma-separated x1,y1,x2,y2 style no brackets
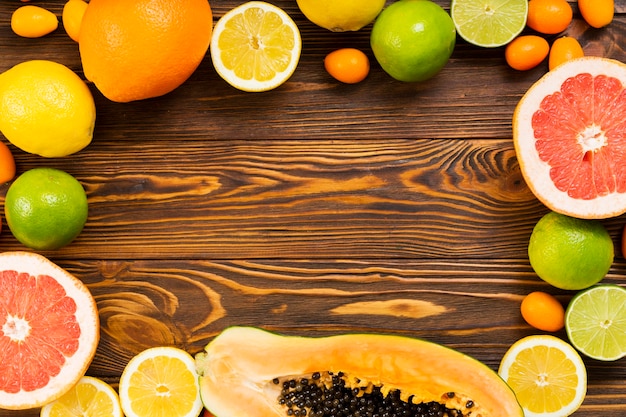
514,57,626,219
565,284,626,361
210,1,301,92
40,376,123,417
451,0,528,48
195,326,524,417
118,346,203,417
0,251,99,410
498,335,587,417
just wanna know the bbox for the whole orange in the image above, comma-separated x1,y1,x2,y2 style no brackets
78,0,212,103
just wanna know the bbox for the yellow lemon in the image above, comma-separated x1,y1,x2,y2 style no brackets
296,0,385,32
0,60,95,158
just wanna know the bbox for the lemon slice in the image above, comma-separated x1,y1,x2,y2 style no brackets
498,335,587,417
40,376,123,417
451,0,528,48
118,347,203,417
210,1,301,92
565,284,626,361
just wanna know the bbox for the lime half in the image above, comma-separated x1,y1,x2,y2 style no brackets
565,284,626,361
451,0,528,48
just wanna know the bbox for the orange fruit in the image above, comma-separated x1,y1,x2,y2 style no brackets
78,0,213,103
527,0,573,34
0,251,99,410
62,0,88,42
324,48,370,84
513,57,626,219
579,0,614,28
520,291,565,331
4,167,89,250
11,5,58,38
0,141,16,184
548,36,584,71
505,35,550,71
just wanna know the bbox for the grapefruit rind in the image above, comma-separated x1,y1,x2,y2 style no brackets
0,251,99,410
513,57,626,219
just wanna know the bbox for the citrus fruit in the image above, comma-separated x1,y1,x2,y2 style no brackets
11,5,58,38
521,291,565,332
40,376,123,417
527,0,573,35
450,0,528,48
295,0,385,32
498,334,587,417
0,251,99,410
62,0,88,42
505,35,550,71
324,48,370,84
565,284,626,361
78,0,212,103
118,346,203,417
0,60,95,158
548,36,584,71
579,0,614,28
210,2,301,92
4,168,89,251
528,211,613,290
370,0,456,83
0,141,16,184
513,56,626,219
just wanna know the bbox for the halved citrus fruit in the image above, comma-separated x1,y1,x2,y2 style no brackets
565,284,626,361
40,376,123,417
0,252,99,410
498,335,587,417
451,0,528,48
210,1,302,92
118,346,203,417
513,56,626,219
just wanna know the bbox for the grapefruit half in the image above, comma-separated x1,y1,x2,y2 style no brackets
0,251,99,410
514,56,626,219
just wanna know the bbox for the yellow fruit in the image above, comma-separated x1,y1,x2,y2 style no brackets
4,168,89,251
0,60,95,158
40,376,123,417
11,5,58,38
210,1,301,92
119,346,203,417
62,0,88,42
296,0,385,32
498,335,587,417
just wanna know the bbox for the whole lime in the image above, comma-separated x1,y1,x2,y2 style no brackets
4,168,88,250
370,0,456,82
528,211,613,290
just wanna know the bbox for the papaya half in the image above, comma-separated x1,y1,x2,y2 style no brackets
194,326,523,417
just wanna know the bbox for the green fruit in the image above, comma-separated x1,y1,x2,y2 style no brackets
4,168,88,250
528,211,613,290
370,0,456,82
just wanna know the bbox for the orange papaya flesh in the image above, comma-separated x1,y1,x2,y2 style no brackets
194,327,523,417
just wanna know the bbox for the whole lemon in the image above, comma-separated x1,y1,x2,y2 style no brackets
528,211,614,290
296,0,385,32
0,60,95,158
4,168,88,251
370,0,456,82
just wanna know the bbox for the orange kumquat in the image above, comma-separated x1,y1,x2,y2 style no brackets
324,48,370,84
520,291,565,332
505,35,550,71
579,0,614,28
548,36,584,70
527,0,573,34
0,141,16,184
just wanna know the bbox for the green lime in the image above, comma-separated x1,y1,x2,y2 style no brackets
370,0,456,82
528,211,613,290
451,0,528,48
565,284,626,361
4,168,88,250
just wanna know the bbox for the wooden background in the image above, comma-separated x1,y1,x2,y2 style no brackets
1,0,626,415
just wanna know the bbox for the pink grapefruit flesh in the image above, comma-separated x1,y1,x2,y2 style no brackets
514,56,626,219
0,251,99,410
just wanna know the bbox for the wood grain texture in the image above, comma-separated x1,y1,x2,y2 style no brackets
0,1,626,416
